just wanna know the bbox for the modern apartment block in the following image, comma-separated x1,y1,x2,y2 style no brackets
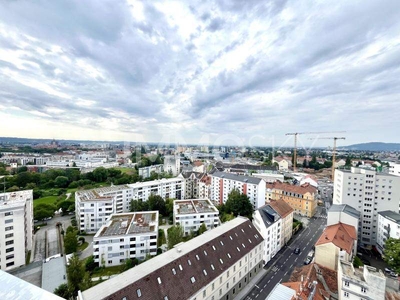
376,210,400,256
164,155,180,176
0,190,33,270
76,178,185,233
173,199,219,235
334,167,400,248
79,217,264,300
388,162,400,177
269,182,318,217
178,172,207,199
138,164,164,179
338,260,386,300
93,211,158,267
210,172,266,209
252,204,282,264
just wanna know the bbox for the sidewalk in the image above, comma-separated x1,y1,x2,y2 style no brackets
236,268,268,300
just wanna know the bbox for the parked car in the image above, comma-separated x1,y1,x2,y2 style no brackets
304,257,312,265
294,247,301,254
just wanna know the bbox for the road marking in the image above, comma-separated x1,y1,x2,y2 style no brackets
264,284,267,288
260,289,263,292
271,275,274,279
267,280,270,284
290,264,293,269
284,271,288,276
295,257,298,262
255,284,260,289
256,294,259,298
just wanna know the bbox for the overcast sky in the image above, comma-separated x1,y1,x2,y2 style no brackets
0,0,399,147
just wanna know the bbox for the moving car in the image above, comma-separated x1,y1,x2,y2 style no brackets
304,257,312,265
294,247,301,254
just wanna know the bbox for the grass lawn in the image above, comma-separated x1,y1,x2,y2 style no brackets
91,265,122,277
33,196,58,208
116,167,135,175
78,242,89,251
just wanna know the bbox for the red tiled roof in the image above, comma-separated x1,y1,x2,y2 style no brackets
270,181,317,195
269,199,294,218
315,222,356,254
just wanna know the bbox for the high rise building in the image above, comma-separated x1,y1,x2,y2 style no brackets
333,167,400,248
0,190,33,270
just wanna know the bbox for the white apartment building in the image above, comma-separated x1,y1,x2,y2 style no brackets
211,172,266,209
338,260,386,300
178,172,206,199
252,204,282,265
327,204,361,237
388,162,400,177
376,210,400,256
76,178,185,232
0,190,33,271
164,155,180,176
79,217,264,300
138,164,163,179
334,167,400,248
173,199,219,235
93,211,158,267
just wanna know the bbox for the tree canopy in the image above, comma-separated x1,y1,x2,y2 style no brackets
167,225,184,249
224,189,254,218
384,238,400,273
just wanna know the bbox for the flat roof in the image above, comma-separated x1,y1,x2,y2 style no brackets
0,190,32,209
378,210,400,225
96,212,158,238
329,204,360,219
174,199,218,215
42,255,67,294
211,171,263,184
127,177,184,189
76,185,130,202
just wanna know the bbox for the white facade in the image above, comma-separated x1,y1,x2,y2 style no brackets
0,190,33,270
253,173,284,183
327,204,360,237
93,211,158,267
338,260,386,300
376,210,400,256
76,178,185,233
138,164,163,179
211,172,266,209
252,205,282,264
388,162,400,177
164,155,180,176
334,167,400,248
173,199,219,236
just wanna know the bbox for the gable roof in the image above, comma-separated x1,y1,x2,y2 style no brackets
81,217,263,300
211,171,263,185
269,199,294,218
256,204,281,228
270,181,317,195
315,223,357,254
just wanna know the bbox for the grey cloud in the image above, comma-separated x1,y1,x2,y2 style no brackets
207,17,225,32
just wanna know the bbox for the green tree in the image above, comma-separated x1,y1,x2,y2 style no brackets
66,254,85,297
17,166,28,173
54,283,71,299
55,176,69,188
34,203,55,220
167,225,184,249
121,258,134,272
384,238,400,273
130,199,149,212
353,256,363,268
58,200,75,214
85,255,97,272
225,189,254,218
93,167,108,182
197,223,207,235
64,229,78,254
345,157,352,167
148,194,166,216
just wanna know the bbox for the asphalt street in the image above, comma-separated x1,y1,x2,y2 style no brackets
242,208,327,300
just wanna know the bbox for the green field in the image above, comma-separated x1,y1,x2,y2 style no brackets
116,167,135,175
33,196,59,208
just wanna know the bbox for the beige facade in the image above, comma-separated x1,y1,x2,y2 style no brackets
315,243,351,271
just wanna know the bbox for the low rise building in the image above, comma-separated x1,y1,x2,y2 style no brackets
315,223,357,271
79,217,264,300
377,210,400,256
0,190,33,271
338,260,386,300
210,172,266,209
173,199,219,236
270,182,318,217
93,211,158,267
138,164,164,179
269,199,294,246
253,204,281,264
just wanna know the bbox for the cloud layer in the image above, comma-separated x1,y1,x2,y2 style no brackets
0,0,400,146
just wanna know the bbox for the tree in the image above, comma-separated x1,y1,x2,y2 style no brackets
66,254,85,297
148,194,166,216
197,223,207,235
130,199,149,212
85,255,97,272
225,189,254,218
345,157,351,167
93,167,108,182
34,203,55,220
58,200,75,214
167,225,184,249
55,176,69,188
64,229,78,254
353,256,363,268
121,258,134,272
54,283,71,299
384,238,400,273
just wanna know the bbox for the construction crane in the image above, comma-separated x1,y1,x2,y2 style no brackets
286,131,346,172
309,137,346,181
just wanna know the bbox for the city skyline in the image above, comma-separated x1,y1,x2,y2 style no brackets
1,1,400,146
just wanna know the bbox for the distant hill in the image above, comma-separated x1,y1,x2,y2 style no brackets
342,142,400,151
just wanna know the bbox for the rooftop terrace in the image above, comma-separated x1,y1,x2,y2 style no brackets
175,199,218,215
76,185,129,202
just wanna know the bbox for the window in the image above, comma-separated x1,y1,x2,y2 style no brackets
211,264,215,270
203,269,207,276
203,290,206,298
344,292,349,297
179,264,183,271
361,287,367,293
187,259,191,265
5,212,13,216
344,281,349,287
137,289,142,297
6,247,14,253
220,240,224,246
196,254,200,260
5,226,13,231
212,283,214,290
227,253,231,259
157,277,162,284
190,276,196,283
219,258,223,264
5,240,13,245
172,268,176,275
204,250,208,256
